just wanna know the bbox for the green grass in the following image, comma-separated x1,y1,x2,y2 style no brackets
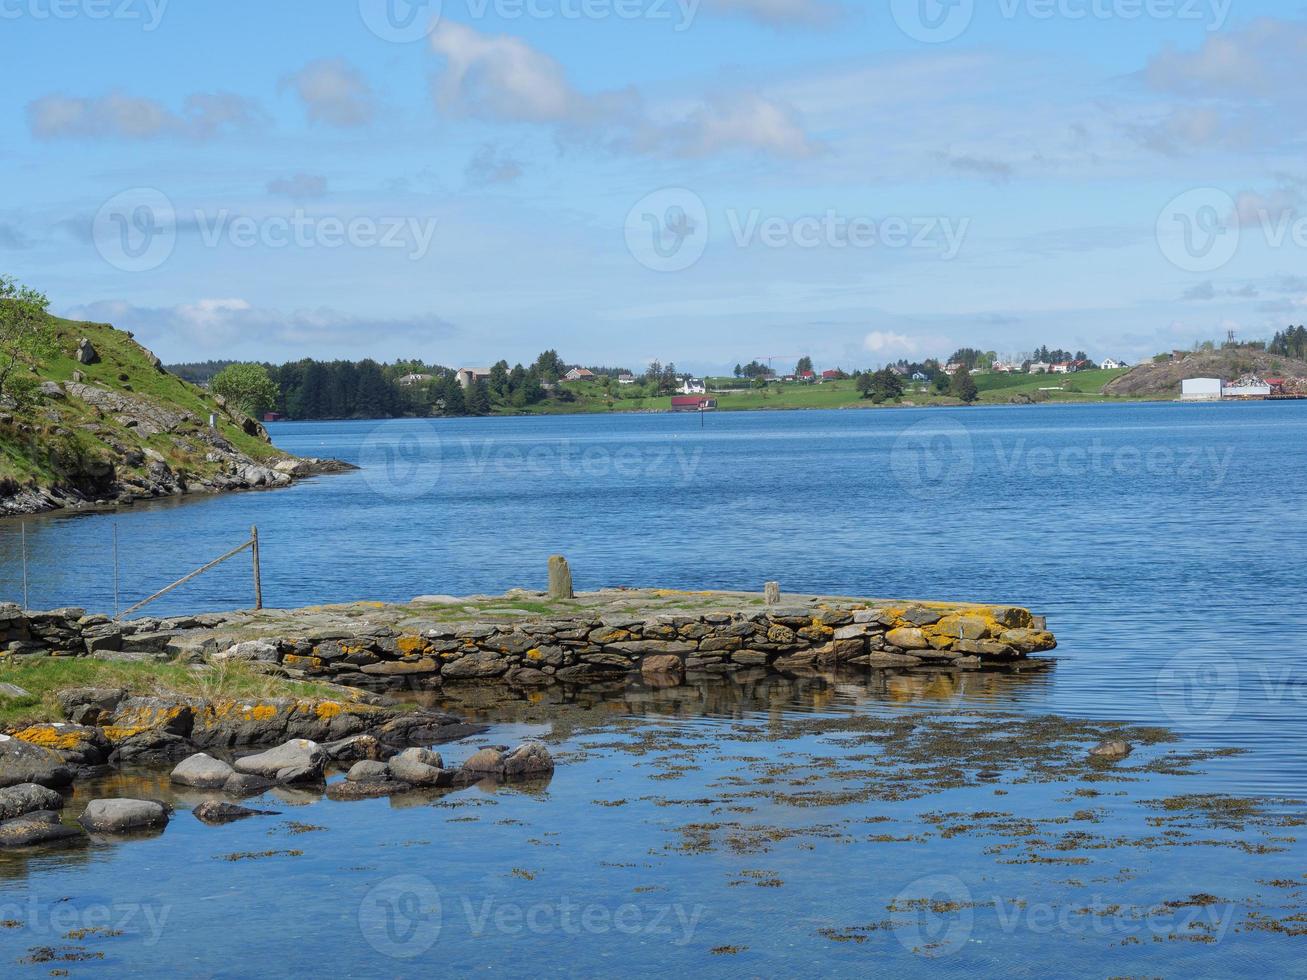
493,368,1142,416
0,315,285,488
0,657,348,728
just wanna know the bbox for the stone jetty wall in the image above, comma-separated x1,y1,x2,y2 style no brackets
0,591,1057,691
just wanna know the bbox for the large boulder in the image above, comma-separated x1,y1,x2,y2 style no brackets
503,742,554,779
345,761,391,783
78,799,170,834
213,641,280,663
0,783,65,821
170,753,235,789
74,338,100,364
0,735,74,789
461,747,505,777
233,739,326,783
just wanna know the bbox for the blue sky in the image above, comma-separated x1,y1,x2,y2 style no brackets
3,0,1305,372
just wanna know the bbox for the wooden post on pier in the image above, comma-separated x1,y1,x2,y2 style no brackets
251,525,263,610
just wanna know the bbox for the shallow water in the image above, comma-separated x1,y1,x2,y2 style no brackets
0,404,1305,975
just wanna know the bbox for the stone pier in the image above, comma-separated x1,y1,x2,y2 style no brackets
0,588,1057,692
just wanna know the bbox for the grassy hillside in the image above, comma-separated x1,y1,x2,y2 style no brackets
504,368,1137,415
1,315,291,513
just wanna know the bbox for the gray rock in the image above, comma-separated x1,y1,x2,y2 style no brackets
764,581,781,605
326,779,413,800
193,801,280,824
388,748,449,787
0,814,82,848
223,772,276,796
78,798,170,834
441,651,511,679
346,760,391,782
503,742,553,779
0,783,65,821
322,734,383,761
547,555,574,600
170,753,235,789
1089,740,1132,761
214,640,280,663
75,338,100,364
0,735,74,788
233,739,326,783
462,747,505,776
0,683,32,699
56,686,127,726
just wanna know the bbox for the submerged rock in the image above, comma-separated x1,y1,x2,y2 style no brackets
78,798,170,834
345,761,390,782
223,772,277,797
1089,739,1133,761
170,752,235,789
192,801,280,824
461,747,505,776
388,748,449,787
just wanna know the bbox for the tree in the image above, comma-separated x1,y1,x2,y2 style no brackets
211,363,279,418
795,355,813,376
857,368,903,404
951,364,979,403
0,276,55,407
466,379,492,415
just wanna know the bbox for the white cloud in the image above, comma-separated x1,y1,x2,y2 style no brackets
863,330,918,355
280,58,377,128
428,21,815,159
266,173,329,199
643,93,818,159
63,298,453,358
27,91,263,141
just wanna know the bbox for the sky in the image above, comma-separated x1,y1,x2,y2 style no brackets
3,0,1306,373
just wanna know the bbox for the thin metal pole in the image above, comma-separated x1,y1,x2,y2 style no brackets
251,525,262,610
112,523,120,620
117,536,253,620
20,522,28,611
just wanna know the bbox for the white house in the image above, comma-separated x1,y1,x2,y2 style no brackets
1100,358,1126,370
563,368,595,382
1027,361,1052,374
911,371,928,382
677,377,706,395
1180,378,1222,401
397,373,432,387
1051,362,1075,374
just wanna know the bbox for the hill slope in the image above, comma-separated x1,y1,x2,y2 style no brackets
1103,349,1307,397
0,316,341,517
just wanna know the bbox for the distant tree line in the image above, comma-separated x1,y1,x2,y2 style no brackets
1269,326,1307,360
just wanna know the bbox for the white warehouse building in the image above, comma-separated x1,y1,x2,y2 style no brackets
1180,378,1222,402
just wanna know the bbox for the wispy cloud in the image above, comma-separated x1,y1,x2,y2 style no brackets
266,173,330,199
27,91,263,141
280,58,377,128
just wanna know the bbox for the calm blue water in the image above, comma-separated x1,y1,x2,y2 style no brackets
1,403,1305,977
